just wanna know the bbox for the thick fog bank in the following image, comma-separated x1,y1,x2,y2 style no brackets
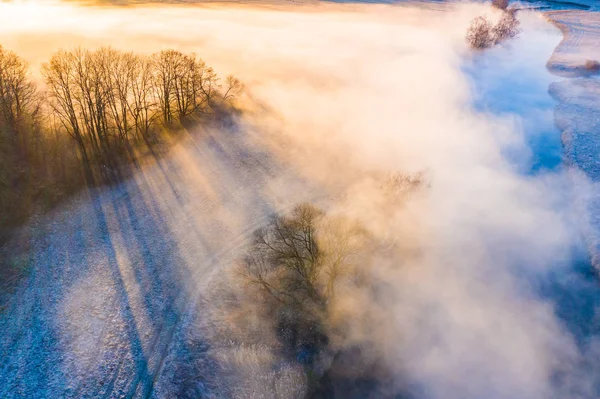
0,1,599,398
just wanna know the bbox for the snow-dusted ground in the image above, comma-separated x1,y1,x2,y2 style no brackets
0,125,320,398
546,11,600,268
546,10,600,76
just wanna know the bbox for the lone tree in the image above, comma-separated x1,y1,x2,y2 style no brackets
239,203,370,366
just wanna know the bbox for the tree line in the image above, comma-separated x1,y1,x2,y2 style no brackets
43,47,242,179
0,44,241,243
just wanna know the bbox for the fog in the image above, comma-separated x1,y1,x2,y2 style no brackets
1,1,598,398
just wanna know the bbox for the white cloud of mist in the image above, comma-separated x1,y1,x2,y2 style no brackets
2,1,598,398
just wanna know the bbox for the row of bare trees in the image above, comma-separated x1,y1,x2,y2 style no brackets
0,44,241,243
42,47,242,175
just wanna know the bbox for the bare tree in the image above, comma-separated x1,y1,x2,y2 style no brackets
151,49,228,124
243,204,325,311
97,48,135,143
43,48,123,175
128,54,156,141
151,50,181,125
42,50,91,168
223,75,244,102
239,203,373,363
0,46,39,161
197,63,218,112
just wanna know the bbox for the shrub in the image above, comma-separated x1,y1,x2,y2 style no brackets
466,11,521,49
492,12,521,44
466,16,494,49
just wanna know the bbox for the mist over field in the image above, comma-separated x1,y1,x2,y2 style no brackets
0,1,599,398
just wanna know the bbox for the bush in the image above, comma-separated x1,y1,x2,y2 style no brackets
466,16,494,49
492,12,521,44
466,11,521,49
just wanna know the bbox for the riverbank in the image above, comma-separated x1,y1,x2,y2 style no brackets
545,10,600,270
545,10,600,77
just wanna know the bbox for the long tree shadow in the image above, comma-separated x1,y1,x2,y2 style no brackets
87,188,154,398
1,195,119,398
0,226,71,397
96,135,254,397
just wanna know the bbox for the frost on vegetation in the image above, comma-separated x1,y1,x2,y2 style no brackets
466,16,495,49
466,2,521,50
492,13,521,43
